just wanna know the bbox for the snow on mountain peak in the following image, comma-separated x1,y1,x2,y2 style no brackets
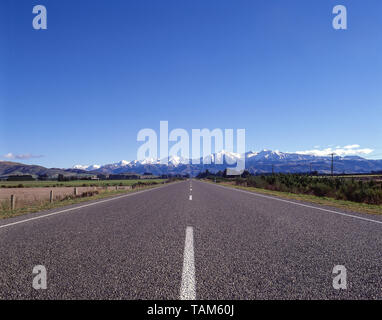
168,155,189,166
70,149,374,175
73,164,89,170
72,164,101,171
88,164,101,170
247,151,259,158
139,158,159,165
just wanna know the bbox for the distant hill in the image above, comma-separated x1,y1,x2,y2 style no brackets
0,161,88,179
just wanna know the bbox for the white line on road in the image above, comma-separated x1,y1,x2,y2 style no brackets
209,182,382,226
0,183,180,230
189,195,192,200
180,226,196,300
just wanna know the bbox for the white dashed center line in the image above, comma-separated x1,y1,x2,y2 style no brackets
180,226,196,300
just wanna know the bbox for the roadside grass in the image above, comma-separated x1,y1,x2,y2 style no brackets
0,179,166,188
0,182,166,220
311,175,382,179
205,180,382,216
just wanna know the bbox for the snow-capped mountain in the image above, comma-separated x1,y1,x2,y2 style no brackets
246,149,322,162
203,150,242,164
247,149,287,161
72,149,382,175
73,164,101,171
168,155,189,166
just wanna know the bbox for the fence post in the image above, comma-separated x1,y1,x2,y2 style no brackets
74,187,78,196
50,190,54,203
10,195,15,210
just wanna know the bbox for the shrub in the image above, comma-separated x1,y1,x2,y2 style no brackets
311,183,332,197
210,173,382,205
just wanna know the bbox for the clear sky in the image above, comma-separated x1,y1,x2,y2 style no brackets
1,0,381,168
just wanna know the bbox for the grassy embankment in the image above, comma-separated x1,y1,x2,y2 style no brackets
0,179,172,219
204,176,382,215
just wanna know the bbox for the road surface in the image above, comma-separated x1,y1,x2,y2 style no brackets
1,180,382,299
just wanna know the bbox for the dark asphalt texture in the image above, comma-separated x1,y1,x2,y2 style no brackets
1,180,382,299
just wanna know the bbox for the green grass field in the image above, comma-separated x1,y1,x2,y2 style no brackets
0,179,166,188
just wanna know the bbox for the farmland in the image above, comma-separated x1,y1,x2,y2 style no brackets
0,179,170,219
0,179,166,188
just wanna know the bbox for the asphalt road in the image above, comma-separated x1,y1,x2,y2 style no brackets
1,179,382,299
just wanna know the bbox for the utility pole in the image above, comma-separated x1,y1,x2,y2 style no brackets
330,153,335,177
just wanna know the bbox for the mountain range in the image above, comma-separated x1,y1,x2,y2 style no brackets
73,150,382,176
1,150,382,179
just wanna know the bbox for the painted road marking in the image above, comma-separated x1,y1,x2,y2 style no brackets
0,182,182,230
180,226,196,300
209,181,382,226
189,195,192,200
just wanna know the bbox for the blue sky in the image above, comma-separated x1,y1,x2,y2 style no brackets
1,0,381,168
